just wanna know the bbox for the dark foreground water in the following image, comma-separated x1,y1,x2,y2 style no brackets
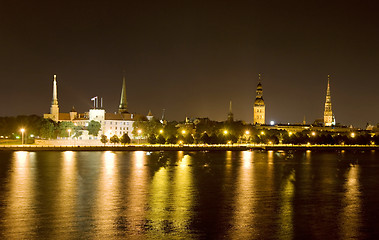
0,150,378,239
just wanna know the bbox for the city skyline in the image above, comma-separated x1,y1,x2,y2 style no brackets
1,1,378,127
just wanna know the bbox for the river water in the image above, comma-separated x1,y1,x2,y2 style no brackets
0,150,378,239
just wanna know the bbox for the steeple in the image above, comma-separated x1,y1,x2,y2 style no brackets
253,73,265,125
52,74,58,105
324,75,334,126
227,100,234,122
49,74,59,121
118,73,128,113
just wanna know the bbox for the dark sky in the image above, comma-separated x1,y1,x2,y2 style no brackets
1,0,378,127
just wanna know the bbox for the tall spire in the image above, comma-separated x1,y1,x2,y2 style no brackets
49,74,59,121
52,74,58,105
118,73,128,113
227,100,234,122
324,74,333,126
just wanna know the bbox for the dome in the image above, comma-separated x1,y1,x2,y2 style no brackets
254,97,265,106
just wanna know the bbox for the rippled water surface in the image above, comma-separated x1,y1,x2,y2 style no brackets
0,150,379,239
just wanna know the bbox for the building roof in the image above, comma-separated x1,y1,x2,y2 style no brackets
58,113,71,121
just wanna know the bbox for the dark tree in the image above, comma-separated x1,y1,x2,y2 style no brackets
156,134,166,144
110,135,120,145
120,133,131,145
88,120,101,136
100,134,108,146
147,134,157,144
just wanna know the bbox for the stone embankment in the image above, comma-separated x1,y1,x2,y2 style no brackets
0,144,378,152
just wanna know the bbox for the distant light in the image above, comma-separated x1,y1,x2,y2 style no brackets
159,129,163,134
245,130,250,135
260,131,265,135
20,128,25,133
351,132,355,138
182,130,186,134
289,131,293,136
30,134,34,138
223,130,228,135
137,129,142,134
311,132,316,136
270,121,275,125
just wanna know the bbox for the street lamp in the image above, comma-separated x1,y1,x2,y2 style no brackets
223,130,228,135
159,129,163,134
20,128,25,145
182,130,186,135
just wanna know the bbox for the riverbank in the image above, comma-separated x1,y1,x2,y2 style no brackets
1,144,378,151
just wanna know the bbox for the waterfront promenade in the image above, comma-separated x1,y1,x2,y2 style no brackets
1,144,378,151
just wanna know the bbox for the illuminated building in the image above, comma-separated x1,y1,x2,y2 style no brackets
43,74,151,139
253,74,265,125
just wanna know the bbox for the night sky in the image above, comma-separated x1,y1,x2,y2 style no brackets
1,1,378,127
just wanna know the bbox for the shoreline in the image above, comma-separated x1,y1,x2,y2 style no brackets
0,144,378,152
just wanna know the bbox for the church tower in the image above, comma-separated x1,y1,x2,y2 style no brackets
227,100,234,122
253,74,265,125
50,75,59,121
118,74,128,113
323,75,334,126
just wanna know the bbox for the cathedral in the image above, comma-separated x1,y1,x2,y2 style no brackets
44,74,151,139
253,74,265,125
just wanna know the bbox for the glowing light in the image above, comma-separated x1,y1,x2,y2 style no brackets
270,121,275,125
245,130,250,135
137,129,142,134
260,131,265,135
20,128,25,133
182,130,186,134
289,132,293,136
223,130,228,135
159,129,163,134
311,132,316,136
351,132,355,138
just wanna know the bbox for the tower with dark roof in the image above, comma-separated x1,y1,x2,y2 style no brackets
253,74,265,125
118,74,128,113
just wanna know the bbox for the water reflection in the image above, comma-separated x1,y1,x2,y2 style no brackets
4,152,36,238
124,151,149,236
229,151,255,239
340,165,362,239
95,151,119,237
55,151,78,237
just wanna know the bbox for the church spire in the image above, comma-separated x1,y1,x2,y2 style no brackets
253,73,265,125
49,74,59,121
227,100,234,122
324,74,334,126
118,73,128,113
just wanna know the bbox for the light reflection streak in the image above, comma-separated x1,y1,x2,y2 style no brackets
278,170,295,239
95,151,119,237
341,166,361,239
229,151,255,239
173,154,193,231
147,162,170,236
55,151,77,238
124,151,149,234
4,152,36,238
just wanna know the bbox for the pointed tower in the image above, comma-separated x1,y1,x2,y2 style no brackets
50,75,60,121
118,74,128,113
227,100,234,122
253,74,265,125
324,75,334,126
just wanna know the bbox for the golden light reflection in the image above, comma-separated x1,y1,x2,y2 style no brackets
229,151,255,239
56,151,77,238
340,166,361,239
268,150,274,165
147,164,170,237
124,151,149,234
95,151,119,237
173,154,193,232
278,170,295,239
4,152,36,238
